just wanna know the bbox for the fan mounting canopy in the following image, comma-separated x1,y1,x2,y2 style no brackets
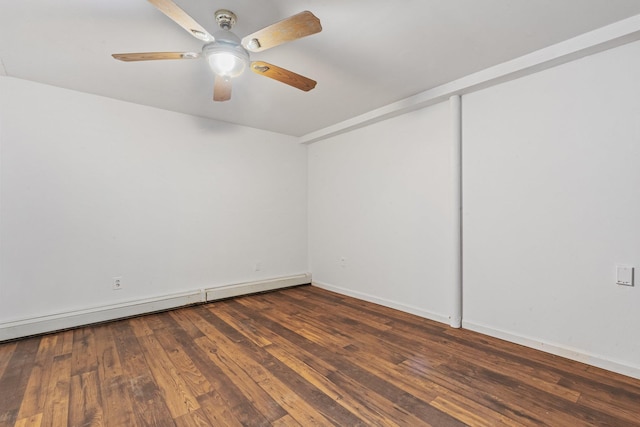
215,9,237,30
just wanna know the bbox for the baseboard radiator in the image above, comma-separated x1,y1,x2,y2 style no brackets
0,273,311,341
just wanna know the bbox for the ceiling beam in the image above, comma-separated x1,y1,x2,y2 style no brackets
299,13,640,144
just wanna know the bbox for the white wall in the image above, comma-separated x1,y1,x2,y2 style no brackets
462,40,640,375
308,102,456,322
3,39,639,379
0,77,307,324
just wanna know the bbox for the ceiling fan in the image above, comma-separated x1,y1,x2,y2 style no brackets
112,0,322,102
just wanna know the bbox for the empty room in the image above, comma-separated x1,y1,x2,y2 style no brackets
1,1,640,425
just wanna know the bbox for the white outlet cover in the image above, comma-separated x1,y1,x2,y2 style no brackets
616,266,634,286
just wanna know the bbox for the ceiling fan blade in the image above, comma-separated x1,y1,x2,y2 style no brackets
214,75,232,102
251,61,317,92
147,0,214,42
242,11,321,52
112,52,200,62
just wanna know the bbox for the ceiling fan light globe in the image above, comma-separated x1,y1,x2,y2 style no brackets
208,52,246,77
203,38,249,78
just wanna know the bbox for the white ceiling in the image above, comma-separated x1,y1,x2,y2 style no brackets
2,1,640,137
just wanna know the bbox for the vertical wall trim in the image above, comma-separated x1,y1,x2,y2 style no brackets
450,95,463,328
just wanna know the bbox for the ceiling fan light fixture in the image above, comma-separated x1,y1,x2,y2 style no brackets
203,31,249,78
112,3,322,102
206,48,248,77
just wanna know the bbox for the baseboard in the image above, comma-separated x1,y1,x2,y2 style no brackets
0,273,312,341
312,280,451,325
463,320,640,380
206,273,311,301
0,290,206,341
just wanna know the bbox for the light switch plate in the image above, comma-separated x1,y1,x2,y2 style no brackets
616,266,634,286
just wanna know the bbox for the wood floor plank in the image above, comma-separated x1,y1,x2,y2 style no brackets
268,304,513,425
128,316,155,338
402,354,553,426
255,375,337,426
429,389,522,427
558,370,640,407
160,312,272,426
173,408,212,427
0,338,40,426
192,333,286,423
71,327,98,376
584,363,640,387
12,413,42,427
111,321,175,427
168,309,206,340
135,331,200,418
326,369,434,426
94,325,123,381
220,300,337,375
68,370,104,427
254,302,442,411
194,393,244,427
577,392,640,425
284,287,395,333
0,341,18,380
152,328,214,398
248,290,612,423
214,300,276,348
53,330,74,357
265,345,396,426
219,300,400,426
98,374,137,427
234,295,466,426
40,354,72,427
271,414,302,427
430,396,499,427
325,302,581,406
198,305,367,426
92,324,138,427
294,286,638,425
1,285,639,426
437,359,612,426
304,286,445,334
16,335,57,420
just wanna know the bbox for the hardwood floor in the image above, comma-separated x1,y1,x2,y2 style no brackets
1,285,639,426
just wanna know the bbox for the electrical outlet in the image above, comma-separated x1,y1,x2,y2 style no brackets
340,257,346,268
113,276,123,290
254,262,262,272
